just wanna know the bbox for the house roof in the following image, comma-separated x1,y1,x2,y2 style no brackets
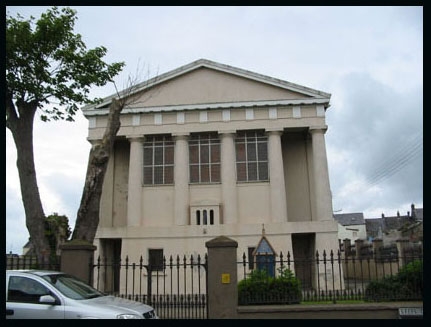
82,58,331,113
334,213,365,226
365,219,383,238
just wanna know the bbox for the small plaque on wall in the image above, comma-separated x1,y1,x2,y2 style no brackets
221,273,231,284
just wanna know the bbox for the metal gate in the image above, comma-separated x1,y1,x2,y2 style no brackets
91,254,208,319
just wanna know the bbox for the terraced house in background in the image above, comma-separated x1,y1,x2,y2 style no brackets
82,59,340,293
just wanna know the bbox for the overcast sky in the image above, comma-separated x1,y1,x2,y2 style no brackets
6,6,423,254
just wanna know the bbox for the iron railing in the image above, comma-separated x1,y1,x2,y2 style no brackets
6,255,60,271
238,249,423,305
91,254,208,319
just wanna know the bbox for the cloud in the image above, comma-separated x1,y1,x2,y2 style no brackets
326,72,423,217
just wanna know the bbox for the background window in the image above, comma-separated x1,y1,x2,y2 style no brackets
149,249,164,271
143,136,174,185
189,133,220,183
235,131,268,182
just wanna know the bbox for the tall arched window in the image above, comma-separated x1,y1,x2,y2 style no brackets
203,210,208,225
196,210,201,225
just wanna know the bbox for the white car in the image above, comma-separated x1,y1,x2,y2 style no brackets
6,270,158,319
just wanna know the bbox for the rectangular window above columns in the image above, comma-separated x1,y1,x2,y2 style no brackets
189,133,220,183
235,130,268,182
143,135,174,185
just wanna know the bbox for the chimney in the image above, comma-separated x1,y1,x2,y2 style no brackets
411,204,416,219
381,213,385,218
397,211,400,217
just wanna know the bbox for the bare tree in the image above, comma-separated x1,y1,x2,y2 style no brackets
72,65,160,242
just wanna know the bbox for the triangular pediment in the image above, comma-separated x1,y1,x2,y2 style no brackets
128,67,313,108
83,59,330,111
253,235,277,256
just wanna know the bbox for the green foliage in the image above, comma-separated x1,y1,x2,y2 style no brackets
238,266,302,305
6,7,124,122
44,213,71,264
364,259,423,301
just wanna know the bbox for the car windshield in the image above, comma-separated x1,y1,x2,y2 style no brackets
42,274,104,300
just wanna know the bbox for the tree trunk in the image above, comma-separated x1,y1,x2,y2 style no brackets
7,102,51,265
72,99,123,242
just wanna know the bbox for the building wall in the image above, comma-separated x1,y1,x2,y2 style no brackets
282,132,312,222
337,224,367,241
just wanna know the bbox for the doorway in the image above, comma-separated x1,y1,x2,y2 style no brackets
292,233,315,289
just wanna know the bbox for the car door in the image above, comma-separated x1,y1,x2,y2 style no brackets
6,275,65,319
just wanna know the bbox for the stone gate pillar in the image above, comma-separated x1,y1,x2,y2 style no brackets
60,240,96,285
205,236,238,319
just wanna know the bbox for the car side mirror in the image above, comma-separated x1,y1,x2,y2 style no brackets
39,295,59,305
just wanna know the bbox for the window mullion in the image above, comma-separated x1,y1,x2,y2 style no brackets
152,139,155,185
255,134,259,181
245,135,249,182
162,139,165,184
198,138,201,183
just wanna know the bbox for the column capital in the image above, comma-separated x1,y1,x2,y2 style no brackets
265,128,284,136
172,132,189,141
219,130,236,137
309,125,328,134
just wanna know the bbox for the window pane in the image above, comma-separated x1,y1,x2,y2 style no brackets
154,166,163,184
236,143,246,161
247,143,257,161
189,145,199,164
144,167,153,185
248,162,257,181
196,211,200,225
211,164,220,182
201,164,210,183
8,276,50,303
164,166,174,184
154,146,163,165
200,145,209,163
258,162,268,181
210,144,220,163
144,147,153,165
257,142,268,161
237,163,247,181
246,132,256,141
164,146,174,164
149,249,163,271
203,210,208,225
190,165,199,183
210,210,214,225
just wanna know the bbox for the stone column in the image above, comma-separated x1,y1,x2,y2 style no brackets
372,238,383,262
220,131,238,224
355,239,364,259
127,136,144,227
310,127,333,221
205,236,238,319
396,238,409,267
343,238,352,257
267,129,288,223
173,133,189,225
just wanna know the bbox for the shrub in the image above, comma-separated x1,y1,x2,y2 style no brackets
238,267,302,305
364,259,423,301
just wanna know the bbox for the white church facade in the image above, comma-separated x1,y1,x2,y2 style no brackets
82,59,339,289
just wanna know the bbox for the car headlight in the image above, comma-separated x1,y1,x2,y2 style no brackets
117,314,142,319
